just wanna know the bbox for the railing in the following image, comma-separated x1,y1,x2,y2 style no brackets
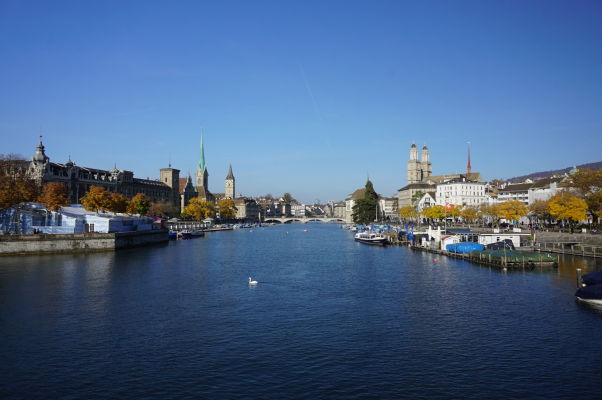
534,242,602,258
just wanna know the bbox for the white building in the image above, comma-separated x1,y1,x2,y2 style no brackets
436,176,486,207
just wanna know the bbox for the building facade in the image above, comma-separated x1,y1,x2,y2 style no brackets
27,137,179,205
435,176,486,207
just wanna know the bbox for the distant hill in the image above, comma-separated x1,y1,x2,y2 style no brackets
507,161,602,183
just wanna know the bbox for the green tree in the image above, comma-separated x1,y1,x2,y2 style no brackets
127,193,151,215
217,198,237,219
38,182,70,211
282,192,294,203
351,180,379,224
81,186,113,212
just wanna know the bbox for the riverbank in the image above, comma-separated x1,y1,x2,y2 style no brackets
0,229,168,256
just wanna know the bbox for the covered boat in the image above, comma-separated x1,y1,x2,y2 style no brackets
575,284,602,305
582,271,602,286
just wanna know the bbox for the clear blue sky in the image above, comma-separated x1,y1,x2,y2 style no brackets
1,0,601,203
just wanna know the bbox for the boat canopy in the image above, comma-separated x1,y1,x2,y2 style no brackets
576,284,602,300
582,271,602,286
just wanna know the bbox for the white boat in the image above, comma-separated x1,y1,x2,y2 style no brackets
354,232,387,246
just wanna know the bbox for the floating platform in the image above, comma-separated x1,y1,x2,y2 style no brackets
411,246,558,270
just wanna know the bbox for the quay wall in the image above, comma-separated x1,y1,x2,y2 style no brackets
0,230,168,256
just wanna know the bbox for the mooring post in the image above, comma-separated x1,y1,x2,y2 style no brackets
576,268,582,288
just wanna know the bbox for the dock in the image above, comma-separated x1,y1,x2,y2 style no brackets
534,242,602,258
410,245,558,270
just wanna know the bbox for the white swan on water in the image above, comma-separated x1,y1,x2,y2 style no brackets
248,277,258,285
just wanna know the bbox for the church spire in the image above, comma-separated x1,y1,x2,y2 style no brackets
467,142,472,175
199,134,206,171
226,164,234,180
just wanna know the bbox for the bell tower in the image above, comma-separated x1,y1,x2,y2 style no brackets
225,164,235,199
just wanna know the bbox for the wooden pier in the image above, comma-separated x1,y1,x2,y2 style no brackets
534,242,602,258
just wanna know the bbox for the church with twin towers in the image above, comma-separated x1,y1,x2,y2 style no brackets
179,135,236,212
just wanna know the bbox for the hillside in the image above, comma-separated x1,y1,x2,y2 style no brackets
507,161,602,183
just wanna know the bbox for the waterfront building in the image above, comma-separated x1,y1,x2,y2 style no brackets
27,137,179,205
290,204,306,218
435,176,486,207
397,143,482,207
0,202,154,235
378,197,399,221
333,202,346,220
234,197,260,221
416,192,436,212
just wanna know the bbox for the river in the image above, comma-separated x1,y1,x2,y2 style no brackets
1,223,601,399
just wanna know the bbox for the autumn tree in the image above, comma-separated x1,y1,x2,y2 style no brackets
127,193,151,215
568,168,602,224
547,191,588,232
217,198,238,219
351,180,379,224
147,201,179,218
183,197,216,221
399,205,419,221
38,182,70,211
497,200,528,224
0,153,39,209
480,203,501,227
461,206,481,224
448,204,463,221
528,200,551,226
422,205,446,222
109,193,129,213
81,186,113,212
585,190,602,224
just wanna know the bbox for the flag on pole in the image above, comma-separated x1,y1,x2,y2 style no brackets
445,202,452,210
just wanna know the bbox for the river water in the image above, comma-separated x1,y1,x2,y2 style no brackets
1,224,601,399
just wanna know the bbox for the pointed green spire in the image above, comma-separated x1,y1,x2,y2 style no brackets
199,134,206,170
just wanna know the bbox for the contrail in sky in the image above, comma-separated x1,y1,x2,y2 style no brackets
299,64,323,122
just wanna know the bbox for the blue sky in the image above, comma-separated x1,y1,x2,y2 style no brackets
1,0,601,203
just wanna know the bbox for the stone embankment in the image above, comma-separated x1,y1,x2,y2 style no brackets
0,230,168,256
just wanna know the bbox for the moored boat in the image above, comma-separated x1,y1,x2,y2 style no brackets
576,271,602,304
354,232,387,246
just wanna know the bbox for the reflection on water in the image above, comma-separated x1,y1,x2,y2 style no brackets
1,225,601,400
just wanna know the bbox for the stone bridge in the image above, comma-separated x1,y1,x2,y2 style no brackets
263,217,346,224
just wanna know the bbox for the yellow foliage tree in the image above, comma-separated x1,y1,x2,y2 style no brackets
461,205,481,223
449,204,463,219
81,186,112,212
108,192,129,213
422,205,445,221
217,199,237,219
184,197,216,221
38,182,70,211
497,200,528,223
480,203,501,227
127,193,151,215
399,205,419,221
547,191,588,231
